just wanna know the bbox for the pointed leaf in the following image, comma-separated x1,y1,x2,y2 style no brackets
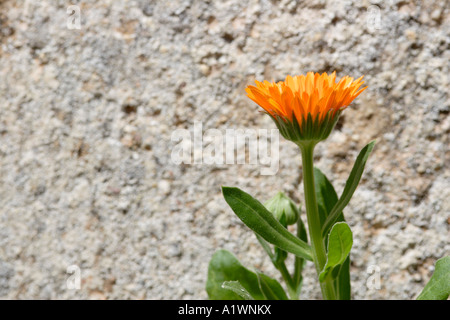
221,281,255,300
255,234,275,261
314,167,339,227
417,256,450,300
334,258,351,300
319,222,353,282
293,214,307,292
222,187,313,261
206,250,266,300
322,141,375,237
257,273,289,300
314,167,350,299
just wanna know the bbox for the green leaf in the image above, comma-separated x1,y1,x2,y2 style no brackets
334,257,351,300
206,250,289,300
222,187,313,261
257,273,289,300
206,250,266,300
314,167,339,228
321,141,375,237
221,281,255,300
314,167,350,299
255,234,275,261
417,256,450,300
319,222,353,282
293,214,307,293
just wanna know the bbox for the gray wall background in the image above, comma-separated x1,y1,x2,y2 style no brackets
0,0,448,299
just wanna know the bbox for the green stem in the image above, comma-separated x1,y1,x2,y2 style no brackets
276,261,297,299
300,142,336,300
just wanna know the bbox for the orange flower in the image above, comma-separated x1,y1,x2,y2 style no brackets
246,72,367,144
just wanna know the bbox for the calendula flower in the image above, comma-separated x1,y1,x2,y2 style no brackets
246,71,367,145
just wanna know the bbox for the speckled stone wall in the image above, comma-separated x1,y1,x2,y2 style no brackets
0,0,448,299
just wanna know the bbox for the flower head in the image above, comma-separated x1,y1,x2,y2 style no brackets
246,72,367,145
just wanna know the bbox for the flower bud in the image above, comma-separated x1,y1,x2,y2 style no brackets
264,192,300,226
